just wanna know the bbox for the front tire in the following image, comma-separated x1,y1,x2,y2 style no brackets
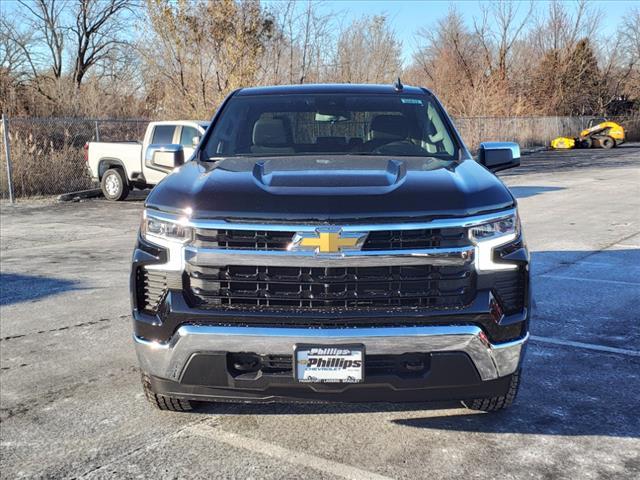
600,136,615,149
580,137,593,149
101,168,129,201
462,369,521,412
141,373,193,412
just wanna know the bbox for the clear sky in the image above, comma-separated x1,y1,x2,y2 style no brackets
298,0,638,64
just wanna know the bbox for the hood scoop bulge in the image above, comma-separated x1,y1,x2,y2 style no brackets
252,157,406,192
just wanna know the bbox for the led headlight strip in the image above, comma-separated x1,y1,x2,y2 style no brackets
469,212,520,271
141,210,193,244
141,210,192,272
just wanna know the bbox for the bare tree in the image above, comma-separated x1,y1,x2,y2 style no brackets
473,1,534,81
0,17,32,113
18,0,65,79
140,0,274,117
0,17,33,86
530,0,600,56
621,8,640,61
2,0,638,119
258,0,295,84
279,0,334,84
70,0,134,87
525,0,605,115
611,7,640,100
410,7,493,115
333,15,402,84
1,0,137,114
1,1,66,106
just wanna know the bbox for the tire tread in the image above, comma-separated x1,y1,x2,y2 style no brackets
141,373,192,412
462,369,521,412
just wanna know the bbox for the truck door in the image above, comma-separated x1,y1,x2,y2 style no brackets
144,124,177,185
178,126,202,160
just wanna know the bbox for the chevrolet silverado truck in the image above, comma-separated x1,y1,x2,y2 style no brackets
131,83,530,412
86,120,209,200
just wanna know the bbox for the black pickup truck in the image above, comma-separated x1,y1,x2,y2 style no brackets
132,83,530,412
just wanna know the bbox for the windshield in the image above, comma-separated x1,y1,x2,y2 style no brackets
203,93,459,160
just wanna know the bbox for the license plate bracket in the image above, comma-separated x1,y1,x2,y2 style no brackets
294,344,364,384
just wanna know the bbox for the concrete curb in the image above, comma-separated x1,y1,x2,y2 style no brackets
520,146,548,156
57,188,102,202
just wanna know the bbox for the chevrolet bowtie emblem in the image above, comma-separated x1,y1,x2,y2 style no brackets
288,228,367,254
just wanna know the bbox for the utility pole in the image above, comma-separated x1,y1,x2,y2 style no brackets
2,114,15,204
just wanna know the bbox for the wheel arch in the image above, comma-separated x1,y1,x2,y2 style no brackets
98,158,129,182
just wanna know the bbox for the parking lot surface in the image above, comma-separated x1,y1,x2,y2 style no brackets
1,145,639,479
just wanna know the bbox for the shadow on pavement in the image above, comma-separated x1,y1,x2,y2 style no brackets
122,189,150,202
391,391,640,438
0,273,83,306
196,400,461,416
508,186,564,198
94,189,149,203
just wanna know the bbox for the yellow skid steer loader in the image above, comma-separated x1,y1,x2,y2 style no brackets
551,118,625,149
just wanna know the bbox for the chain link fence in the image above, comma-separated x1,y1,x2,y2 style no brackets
0,117,149,200
1,113,638,200
454,114,640,151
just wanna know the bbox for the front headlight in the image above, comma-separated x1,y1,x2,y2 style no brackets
469,213,519,243
470,212,520,271
141,211,193,244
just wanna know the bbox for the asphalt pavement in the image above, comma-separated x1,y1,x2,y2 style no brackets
1,145,639,479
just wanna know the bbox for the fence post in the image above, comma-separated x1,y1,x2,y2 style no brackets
94,120,100,141
2,114,15,204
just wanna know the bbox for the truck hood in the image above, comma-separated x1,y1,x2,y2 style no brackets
145,155,515,221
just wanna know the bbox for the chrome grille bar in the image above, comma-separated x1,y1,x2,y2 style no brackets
185,246,475,267
146,208,516,232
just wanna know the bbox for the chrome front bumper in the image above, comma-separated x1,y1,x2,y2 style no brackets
134,325,528,383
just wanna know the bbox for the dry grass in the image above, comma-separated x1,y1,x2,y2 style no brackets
0,130,93,198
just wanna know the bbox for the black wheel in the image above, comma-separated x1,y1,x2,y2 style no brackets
580,137,593,149
141,373,193,412
101,168,129,201
462,369,521,412
600,136,615,149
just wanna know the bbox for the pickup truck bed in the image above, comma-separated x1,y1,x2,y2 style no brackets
87,142,142,180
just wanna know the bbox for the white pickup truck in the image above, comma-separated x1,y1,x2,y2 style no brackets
86,120,209,200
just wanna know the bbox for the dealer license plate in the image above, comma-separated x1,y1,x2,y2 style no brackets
294,344,364,383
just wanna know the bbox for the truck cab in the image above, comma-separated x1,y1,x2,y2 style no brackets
131,84,530,412
87,120,209,200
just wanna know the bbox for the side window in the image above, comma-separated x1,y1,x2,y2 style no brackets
179,126,200,147
151,125,175,145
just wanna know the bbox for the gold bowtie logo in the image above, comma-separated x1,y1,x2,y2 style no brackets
289,229,366,254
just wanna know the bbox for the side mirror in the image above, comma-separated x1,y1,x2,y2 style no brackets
145,144,185,171
192,136,201,148
478,142,520,173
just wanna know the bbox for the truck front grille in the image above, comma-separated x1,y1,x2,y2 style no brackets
193,227,470,251
361,228,468,250
193,229,293,250
186,264,475,310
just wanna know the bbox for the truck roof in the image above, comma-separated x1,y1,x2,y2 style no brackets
151,120,209,127
235,83,430,97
